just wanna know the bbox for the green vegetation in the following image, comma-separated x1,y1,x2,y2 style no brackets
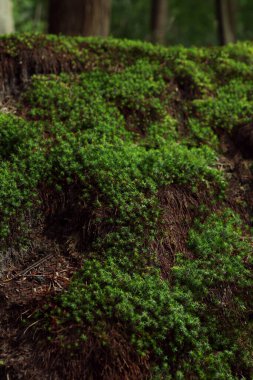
0,36,253,378
46,209,253,379
173,210,253,378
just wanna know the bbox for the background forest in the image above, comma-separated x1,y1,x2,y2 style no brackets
0,0,252,46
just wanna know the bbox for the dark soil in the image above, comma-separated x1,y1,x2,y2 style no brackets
0,229,82,379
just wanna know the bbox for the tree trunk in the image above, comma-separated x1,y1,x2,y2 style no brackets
151,0,168,44
216,0,236,45
0,0,14,34
48,0,112,37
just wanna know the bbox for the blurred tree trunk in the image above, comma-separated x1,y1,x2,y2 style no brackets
216,0,236,45
0,0,14,34
151,0,168,44
48,0,112,36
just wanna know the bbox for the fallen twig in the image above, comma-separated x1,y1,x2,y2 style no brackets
1,253,55,283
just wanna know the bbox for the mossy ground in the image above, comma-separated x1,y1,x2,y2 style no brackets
0,35,253,380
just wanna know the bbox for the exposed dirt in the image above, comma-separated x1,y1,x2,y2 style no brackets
0,228,83,379
0,45,84,98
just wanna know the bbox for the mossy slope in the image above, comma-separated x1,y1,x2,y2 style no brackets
0,35,253,380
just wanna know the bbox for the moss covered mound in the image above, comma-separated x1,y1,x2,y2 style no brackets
0,35,253,380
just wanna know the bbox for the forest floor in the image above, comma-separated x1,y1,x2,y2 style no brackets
0,129,252,380
0,228,83,379
0,35,253,380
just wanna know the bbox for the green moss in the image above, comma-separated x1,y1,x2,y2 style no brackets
46,260,201,362
172,209,253,378
193,79,253,131
0,113,45,239
173,209,252,294
0,35,253,378
0,65,224,244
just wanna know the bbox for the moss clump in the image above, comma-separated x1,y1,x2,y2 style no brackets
0,61,224,244
0,35,253,379
47,260,202,367
172,209,253,379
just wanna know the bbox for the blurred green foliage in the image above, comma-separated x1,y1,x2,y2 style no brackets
13,0,47,33
12,0,253,46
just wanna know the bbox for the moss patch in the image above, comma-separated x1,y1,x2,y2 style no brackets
0,35,253,379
